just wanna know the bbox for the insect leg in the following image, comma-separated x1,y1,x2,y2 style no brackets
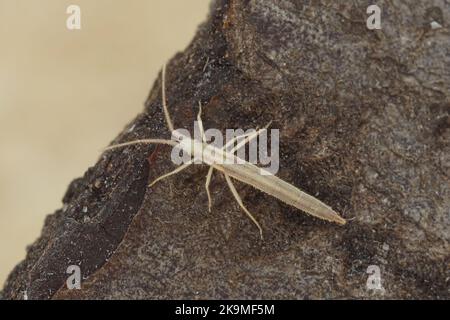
202,117,251,190
224,121,272,153
224,173,263,240
149,159,194,187
205,166,214,212
229,124,272,154
197,101,215,211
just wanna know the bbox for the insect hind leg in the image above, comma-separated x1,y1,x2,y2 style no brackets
205,166,214,212
224,173,264,240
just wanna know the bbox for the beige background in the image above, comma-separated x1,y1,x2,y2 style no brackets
0,0,210,287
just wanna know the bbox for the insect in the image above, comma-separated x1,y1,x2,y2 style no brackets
105,65,346,239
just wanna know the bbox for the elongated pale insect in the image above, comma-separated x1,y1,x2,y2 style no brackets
106,65,346,239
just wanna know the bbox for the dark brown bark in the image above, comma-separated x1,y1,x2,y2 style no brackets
3,0,449,299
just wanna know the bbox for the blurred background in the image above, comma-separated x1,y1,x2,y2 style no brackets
0,0,210,287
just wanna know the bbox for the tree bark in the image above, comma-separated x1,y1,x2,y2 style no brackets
2,0,449,299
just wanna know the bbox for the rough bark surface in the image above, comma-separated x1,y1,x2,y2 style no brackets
3,0,449,299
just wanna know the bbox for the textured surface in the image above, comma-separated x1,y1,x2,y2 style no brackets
3,0,449,299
